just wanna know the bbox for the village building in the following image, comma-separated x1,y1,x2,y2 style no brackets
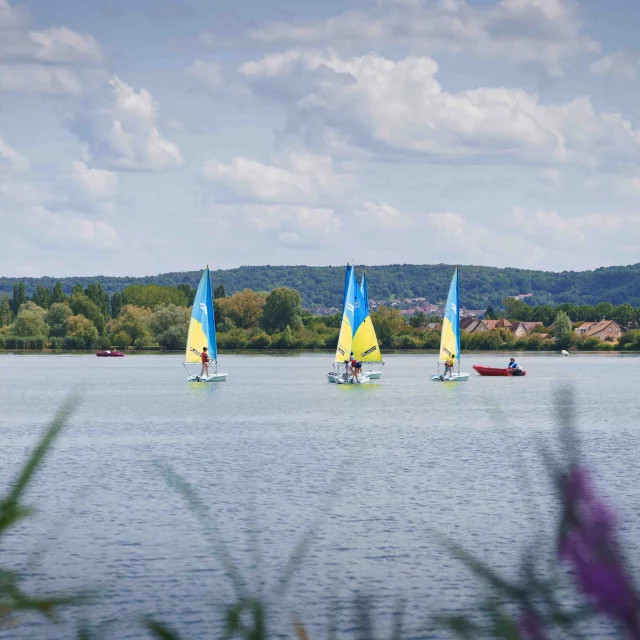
574,318,626,341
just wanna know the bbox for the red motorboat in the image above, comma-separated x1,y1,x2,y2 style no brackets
96,350,125,357
473,364,526,377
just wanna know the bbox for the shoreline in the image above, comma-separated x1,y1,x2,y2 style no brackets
1,349,637,356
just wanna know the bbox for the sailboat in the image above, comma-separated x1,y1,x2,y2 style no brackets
184,266,227,382
431,266,470,382
354,270,383,379
327,265,371,384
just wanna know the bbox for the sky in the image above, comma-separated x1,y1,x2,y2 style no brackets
1,0,640,277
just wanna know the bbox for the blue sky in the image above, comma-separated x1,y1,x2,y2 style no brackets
1,0,640,277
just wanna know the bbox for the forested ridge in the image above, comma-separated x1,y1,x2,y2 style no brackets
2,262,640,308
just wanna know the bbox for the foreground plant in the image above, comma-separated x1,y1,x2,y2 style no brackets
0,396,91,629
4,390,640,638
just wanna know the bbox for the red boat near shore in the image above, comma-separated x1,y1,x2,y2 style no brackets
473,365,526,377
96,350,125,357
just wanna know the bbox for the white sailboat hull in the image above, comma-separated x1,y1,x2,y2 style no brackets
431,372,470,382
367,370,382,379
188,372,228,383
330,372,371,385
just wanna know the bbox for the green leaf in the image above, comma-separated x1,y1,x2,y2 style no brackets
156,464,246,597
438,537,526,602
0,395,79,533
432,614,481,639
142,618,185,640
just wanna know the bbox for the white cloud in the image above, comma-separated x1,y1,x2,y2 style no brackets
31,206,119,249
209,203,341,234
70,75,183,171
245,0,598,77
510,207,628,245
71,161,118,198
0,0,29,30
240,49,640,167
186,60,224,90
110,76,156,121
0,2,103,94
427,212,466,237
0,133,28,170
357,201,412,228
0,63,83,94
202,150,352,203
591,52,640,82
0,26,103,64
279,231,303,245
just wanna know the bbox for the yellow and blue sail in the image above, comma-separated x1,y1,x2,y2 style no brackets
335,265,356,363
439,267,461,362
185,266,217,363
352,271,382,362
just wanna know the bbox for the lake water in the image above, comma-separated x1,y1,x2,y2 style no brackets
1,353,640,639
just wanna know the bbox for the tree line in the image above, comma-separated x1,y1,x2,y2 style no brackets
4,262,640,309
2,279,640,352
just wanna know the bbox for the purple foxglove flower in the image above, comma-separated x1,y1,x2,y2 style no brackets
559,467,640,637
518,607,549,640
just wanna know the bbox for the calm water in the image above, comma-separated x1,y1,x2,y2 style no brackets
1,353,640,639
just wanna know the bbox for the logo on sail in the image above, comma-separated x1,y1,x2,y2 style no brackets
451,303,456,314
361,346,377,357
200,302,207,314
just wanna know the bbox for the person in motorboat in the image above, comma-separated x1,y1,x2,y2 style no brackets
200,346,210,377
444,354,455,378
508,357,526,376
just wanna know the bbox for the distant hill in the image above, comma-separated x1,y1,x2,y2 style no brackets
2,263,640,309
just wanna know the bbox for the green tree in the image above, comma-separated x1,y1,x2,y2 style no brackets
218,328,249,349
422,329,441,349
370,305,405,348
530,305,556,327
12,307,49,338
556,303,578,321
121,284,187,309
502,297,532,321
0,297,12,327
112,330,133,348
69,292,106,334
110,292,123,318
177,283,196,306
613,303,635,328
148,304,190,350
11,283,26,314
409,311,427,328
31,285,50,309
50,282,67,304
217,289,266,329
262,287,302,332
109,305,152,346
484,305,496,320
45,303,73,337
248,331,271,349
272,325,297,348
594,301,615,320
71,284,84,296
214,284,226,299
85,283,110,316
553,310,572,347
575,305,596,322
65,315,99,349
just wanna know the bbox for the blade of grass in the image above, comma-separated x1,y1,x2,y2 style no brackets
156,463,246,597
142,618,185,640
0,395,79,533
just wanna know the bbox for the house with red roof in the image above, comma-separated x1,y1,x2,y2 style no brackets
574,318,625,342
